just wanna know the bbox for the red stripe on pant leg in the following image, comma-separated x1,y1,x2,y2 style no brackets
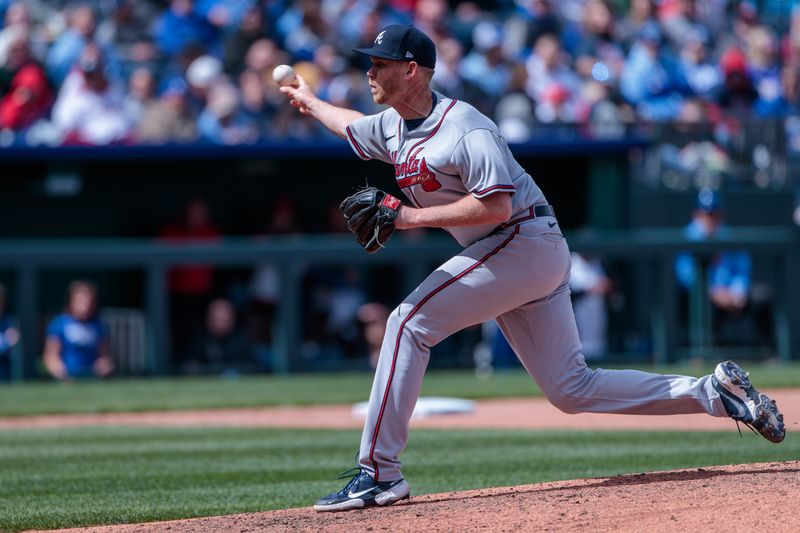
368,226,519,481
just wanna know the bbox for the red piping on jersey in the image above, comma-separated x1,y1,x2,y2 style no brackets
474,184,515,196
500,206,539,228
368,224,519,481
394,99,456,207
400,99,458,170
346,125,369,160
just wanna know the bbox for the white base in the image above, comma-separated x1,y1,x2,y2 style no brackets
352,396,475,420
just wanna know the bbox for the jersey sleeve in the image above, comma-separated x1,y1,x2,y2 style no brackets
450,129,516,198
344,112,392,164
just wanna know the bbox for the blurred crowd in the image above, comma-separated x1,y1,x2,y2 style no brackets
1,0,800,146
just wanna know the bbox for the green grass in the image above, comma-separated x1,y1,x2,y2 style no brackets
0,426,796,531
0,362,797,417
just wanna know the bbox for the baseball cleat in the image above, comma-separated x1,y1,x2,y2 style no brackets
313,468,410,512
711,360,785,443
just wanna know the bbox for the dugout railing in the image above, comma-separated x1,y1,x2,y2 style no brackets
0,227,797,381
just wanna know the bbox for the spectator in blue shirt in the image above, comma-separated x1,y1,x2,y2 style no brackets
459,21,511,107
746,26,782,111
45,4,98,86
620,22,685,121
43,280,113,380
197,81,258,144
0,283,20,381
675,189,752,315
152,0,219,57
675,28,723,100
195,0,255,34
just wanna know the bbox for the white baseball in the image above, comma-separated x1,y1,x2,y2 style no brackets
272,64,297,87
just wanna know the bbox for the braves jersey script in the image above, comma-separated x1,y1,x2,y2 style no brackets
344,92,546,247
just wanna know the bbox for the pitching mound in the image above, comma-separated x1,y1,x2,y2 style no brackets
52,461,799,533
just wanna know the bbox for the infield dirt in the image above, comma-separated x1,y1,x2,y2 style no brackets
45,461,799,533
3,389,799,432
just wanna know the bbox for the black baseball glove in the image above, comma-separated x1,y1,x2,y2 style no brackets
340,186,401,253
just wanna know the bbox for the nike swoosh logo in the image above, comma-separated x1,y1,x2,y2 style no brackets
548,221,556,228
384,134,396,142
347,487,376,499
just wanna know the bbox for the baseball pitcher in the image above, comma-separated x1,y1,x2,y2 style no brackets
280,25,785,513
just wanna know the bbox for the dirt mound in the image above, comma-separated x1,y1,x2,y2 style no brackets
51,461,799,533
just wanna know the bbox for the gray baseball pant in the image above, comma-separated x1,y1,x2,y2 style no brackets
359,216,727,482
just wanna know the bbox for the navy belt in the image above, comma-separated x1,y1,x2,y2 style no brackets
499,204,555,229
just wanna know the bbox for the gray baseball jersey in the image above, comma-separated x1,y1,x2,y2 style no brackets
345,92,545,247
344,92,727,483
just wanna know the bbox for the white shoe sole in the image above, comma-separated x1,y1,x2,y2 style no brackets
313,480,410,512
375,480,410,505
313,499,365,512
713,363,757,419
713,361,785,443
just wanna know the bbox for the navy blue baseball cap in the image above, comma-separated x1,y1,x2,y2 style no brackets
353,25,436,69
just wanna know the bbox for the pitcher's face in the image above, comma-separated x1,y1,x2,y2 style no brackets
366,57,406,105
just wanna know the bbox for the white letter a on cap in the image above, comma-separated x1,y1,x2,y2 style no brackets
375,30,386,44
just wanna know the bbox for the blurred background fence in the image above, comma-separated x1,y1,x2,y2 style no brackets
2,0,800,381
1,228,797,379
